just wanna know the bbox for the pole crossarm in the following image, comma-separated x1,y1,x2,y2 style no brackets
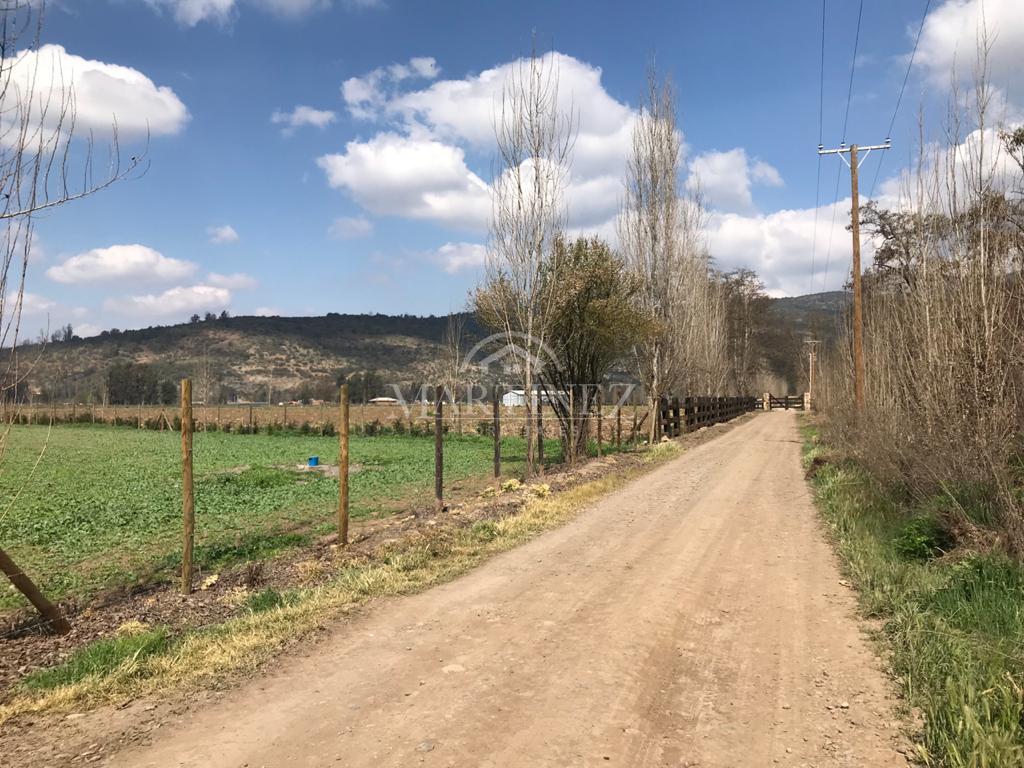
819,139,891,168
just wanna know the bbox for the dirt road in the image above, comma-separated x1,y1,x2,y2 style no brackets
115,412,906,767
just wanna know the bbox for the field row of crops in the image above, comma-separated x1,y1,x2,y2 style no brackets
0,424,539,612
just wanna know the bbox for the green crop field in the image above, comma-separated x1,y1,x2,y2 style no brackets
0,425,533,611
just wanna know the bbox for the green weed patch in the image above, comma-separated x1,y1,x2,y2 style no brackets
802,421,1024,767
21,627,170,692
0,426,534,609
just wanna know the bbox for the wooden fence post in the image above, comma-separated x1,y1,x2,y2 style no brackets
568,387,576,465
434,385,443,512
0,547,71,634
180,378,194,595
339,384,350,544
493,387,501,478
615,390,622,449
632,404,638,449
596,387,603,457
535,394,544,475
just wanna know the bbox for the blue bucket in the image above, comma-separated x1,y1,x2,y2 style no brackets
308,456,319,467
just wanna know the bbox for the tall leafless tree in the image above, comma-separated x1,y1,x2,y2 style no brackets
475,46,576,475
0,1,145,633
818,31,1024,552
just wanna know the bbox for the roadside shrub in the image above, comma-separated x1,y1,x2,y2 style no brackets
894,516,953,561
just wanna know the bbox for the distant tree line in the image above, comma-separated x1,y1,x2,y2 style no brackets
106,362,179,405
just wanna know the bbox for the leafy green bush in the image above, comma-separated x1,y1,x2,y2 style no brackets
894,515,952,560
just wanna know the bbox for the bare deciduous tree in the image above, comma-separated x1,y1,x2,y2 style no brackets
475,46,576,475
620,71,733,435
0,1,145,633
818,31,1024,552
618,70,685,442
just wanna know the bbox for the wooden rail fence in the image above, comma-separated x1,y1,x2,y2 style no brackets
658,396,759,439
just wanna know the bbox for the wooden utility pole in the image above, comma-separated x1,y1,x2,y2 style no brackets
819,139,890,412
338,384,350,544
493,387,501,478
180,378,194,595
0,548,71,634
804,339,819,410
434,385,443,512
849,144,865,411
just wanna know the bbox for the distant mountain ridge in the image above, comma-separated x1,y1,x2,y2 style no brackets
16,292,848,402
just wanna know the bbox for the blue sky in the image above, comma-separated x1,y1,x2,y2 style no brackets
17,0,1024,336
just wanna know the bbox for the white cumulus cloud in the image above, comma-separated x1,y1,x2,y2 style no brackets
104,285,232,316
46,244,196,284
207,224,240,244
429,242,486,274
8,292,55,315
704,197,875,297
147,0,338,26
154,0,236,25
326,52,641,234
915,0,1024,103
271,105,337,133
207,272,258,290
317,133,490,230
253,0,331,18
8,44,189,138
328,215,374,239
342,56,441,119
687,148,783,214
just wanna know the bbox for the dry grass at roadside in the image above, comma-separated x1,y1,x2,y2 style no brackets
0,442,682,725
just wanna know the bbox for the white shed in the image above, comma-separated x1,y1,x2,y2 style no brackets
501,389,527,407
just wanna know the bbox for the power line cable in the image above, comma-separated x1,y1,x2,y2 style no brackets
809,0,826,294
840,0,864,144
867,0,932,199
823,0,864,292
